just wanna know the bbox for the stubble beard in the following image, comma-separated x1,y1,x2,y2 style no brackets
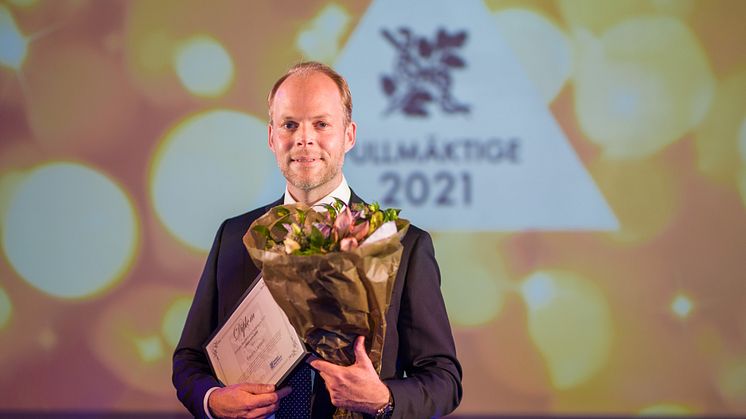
282,158,342,192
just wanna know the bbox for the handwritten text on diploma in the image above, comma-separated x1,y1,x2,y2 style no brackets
233,313,255,342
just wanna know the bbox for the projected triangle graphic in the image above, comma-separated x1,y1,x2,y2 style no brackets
335,0,618,231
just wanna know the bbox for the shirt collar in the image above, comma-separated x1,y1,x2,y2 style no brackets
283,175,351,209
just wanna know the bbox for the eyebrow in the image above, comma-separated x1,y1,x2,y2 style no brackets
279,114,333,121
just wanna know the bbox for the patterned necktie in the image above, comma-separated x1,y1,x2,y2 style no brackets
276,363,313,418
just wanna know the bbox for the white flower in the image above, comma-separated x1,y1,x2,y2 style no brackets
284,238,300,254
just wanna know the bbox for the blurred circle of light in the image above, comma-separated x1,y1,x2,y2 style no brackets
24,43,140,154
91,285,182,396
519,270,613,389
140,30,174,73
638,403,694,415
8,0,39,7
37,327,56,351
740,168,746,209
591,158,677,245
573,17,714,160
492,9,572,104
718,359,746,403
161,296,192,348
520,272,556,310
173,35,234,98
670,292,694,319
433,233,506,327
694,73,746,184
0,286,12,330
150,109,271,251
738,115,746,160
134,335,165,363
740,116,746,208
1,162,138,298
558,0,694,34
297,4,350,63
0,5,28,70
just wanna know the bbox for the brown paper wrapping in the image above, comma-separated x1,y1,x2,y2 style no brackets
242,204,409,418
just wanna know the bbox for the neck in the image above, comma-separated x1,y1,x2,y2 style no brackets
287,175,343,205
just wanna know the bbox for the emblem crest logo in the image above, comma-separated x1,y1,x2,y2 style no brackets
380,28,470,117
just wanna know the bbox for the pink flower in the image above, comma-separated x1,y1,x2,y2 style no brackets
333,206,353,237
351,220,369,242
339,237,359,252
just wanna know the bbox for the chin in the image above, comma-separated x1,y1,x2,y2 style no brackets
290,181,322,192
292,173,337,192
286,173,320,190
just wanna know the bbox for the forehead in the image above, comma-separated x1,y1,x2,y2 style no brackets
272,72,344,118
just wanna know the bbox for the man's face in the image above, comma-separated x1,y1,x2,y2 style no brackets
268,72,356,196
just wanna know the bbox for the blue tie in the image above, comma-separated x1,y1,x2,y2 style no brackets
276,363,312,418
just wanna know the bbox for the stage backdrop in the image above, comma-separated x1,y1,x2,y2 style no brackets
1,0,745,416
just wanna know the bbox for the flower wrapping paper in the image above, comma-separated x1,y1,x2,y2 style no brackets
242,203,410,374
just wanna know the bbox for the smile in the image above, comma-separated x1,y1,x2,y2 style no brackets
291,156,323,163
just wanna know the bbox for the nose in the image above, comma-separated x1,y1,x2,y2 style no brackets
295,123,315,147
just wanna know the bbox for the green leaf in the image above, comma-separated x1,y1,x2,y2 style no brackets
369,210,384,233
332,197,346,212
252,224,270,239
384,208,401,222
319,203,337,216
274,207,290,218
309,226,324,248
269,218,290,242
297,209,306,225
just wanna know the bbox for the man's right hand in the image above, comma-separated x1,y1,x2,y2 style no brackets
208,383,292,419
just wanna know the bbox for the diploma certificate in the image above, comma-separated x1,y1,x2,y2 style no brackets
205,276,307,386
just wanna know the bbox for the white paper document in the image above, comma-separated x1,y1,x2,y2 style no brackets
205,277,307,386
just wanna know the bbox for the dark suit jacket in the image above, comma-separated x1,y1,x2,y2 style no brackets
172,191,463,418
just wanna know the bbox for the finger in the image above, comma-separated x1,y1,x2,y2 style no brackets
248,389,290,418
353,336,366,359
276,385,293,399
247,390,290,409
308,357,336,373
305,354,321,364
353,335,373,368
237,382,275,394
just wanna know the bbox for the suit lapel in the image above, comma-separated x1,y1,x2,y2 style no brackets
241,197,283,284
349,188,365,205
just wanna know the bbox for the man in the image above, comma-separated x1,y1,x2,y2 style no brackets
173,61,462,418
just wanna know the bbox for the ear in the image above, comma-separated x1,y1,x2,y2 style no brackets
267,123,276,153
344,121,357,153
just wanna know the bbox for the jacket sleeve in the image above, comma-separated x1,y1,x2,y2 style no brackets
172,221,226,419
383,230,463,418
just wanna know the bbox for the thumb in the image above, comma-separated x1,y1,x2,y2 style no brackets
353,336,373,369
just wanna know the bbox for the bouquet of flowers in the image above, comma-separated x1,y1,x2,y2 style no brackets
242,199,409,418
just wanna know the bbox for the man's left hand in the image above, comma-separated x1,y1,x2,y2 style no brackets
308,336,390,414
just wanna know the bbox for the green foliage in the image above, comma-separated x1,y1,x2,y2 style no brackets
253,201,401,255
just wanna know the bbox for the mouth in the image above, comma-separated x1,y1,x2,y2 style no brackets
290,156,323,164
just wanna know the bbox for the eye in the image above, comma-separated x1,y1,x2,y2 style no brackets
282,121,298,130
316,121,329,128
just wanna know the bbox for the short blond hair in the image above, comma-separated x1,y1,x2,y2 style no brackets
267,61,353,126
